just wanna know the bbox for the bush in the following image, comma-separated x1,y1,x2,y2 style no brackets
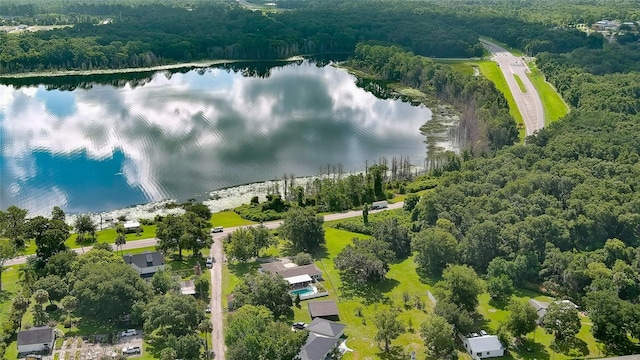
292,252,314,266
405,177,438,193
139,218,154,225
234,204,286,222
332,221,372,235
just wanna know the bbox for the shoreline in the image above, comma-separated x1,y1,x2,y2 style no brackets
0,56,305,79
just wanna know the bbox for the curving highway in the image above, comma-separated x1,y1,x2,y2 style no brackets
480,38,545,136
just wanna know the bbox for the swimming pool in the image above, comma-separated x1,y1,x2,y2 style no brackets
290,287,316,296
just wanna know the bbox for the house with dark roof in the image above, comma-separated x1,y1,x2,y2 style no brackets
17,326,55,355
123,251,166,278
298,318,346,360
259,262,323,281
308,300,339,320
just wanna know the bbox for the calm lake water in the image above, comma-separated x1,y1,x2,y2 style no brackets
0,61,439,215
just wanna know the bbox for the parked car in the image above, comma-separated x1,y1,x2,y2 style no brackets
205,305,211,313
122,346,141,355
206,256,213,268
480,330,488,336
211,226,224,233
292,322,307,330
121,329,137,337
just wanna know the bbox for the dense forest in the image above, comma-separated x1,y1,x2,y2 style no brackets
0,0,601,74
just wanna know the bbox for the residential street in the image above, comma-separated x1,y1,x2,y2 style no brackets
480,38,545,135
6,201,404,360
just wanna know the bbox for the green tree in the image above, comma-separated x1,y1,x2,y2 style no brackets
438,264,484,313
225,305,307,360
28,216,70,262
420,314,456,360
412,227,458,276
433,298,474,334
185,202,212,222
231,272,293,319
33,275,69,303
363,203,369,226
505,298,538,338
280,207,325,253
156,214,185,257
403,193,420,212
224,225,275,262
0,240,17,290
373,309,405,353
373,217,411,259
487,274,514,301
74,214,97,242
12,294,30,328
72,261,151,321
542,302,581,342
292,252,313,266
115,229,126,255
143,293,204,337
51,206,66,222
60,295,78,319
334,238,394,283
151,269,179,295
0,206,28,248
168,333,203,360
195,274,210,300
33,288,50,326
159,348,177,360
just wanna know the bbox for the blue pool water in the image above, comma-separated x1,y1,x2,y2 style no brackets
290,287,315,296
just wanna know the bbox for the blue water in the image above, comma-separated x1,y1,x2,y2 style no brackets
290,287,315,296
0,61,434,215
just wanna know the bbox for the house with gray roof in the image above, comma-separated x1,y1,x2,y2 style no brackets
17,326,55,355
298,318,346,360
259,262,323,281
528,299,549,324
123,251,166,278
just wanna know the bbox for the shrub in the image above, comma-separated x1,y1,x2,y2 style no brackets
139,218,154,225
292,252,313,266
332,221,372,235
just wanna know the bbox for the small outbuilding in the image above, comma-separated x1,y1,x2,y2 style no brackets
180,279,196,296
308,300,339,320
462,335,504,360
123,221,141,233
17,326,55,355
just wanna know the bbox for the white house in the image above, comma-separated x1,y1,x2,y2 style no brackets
123,251,166,279
123,221,141,233
17,327,55,355
462,335,504,360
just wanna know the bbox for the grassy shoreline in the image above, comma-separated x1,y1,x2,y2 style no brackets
0,56,304,79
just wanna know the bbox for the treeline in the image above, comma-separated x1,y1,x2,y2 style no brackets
0,2,484,74
349,43,519,152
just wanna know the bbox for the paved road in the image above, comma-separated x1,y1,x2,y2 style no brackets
480,38,545,136
6,201,404,359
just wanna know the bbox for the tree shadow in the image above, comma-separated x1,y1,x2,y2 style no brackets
488,297,509,310
227,261,260,278
339,278,399,305
377,344,408,360
415,268,442,286
511,338,550,360
554,337,589,357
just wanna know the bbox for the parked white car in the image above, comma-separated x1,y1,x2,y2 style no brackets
122,346,141,355
121,329,137,337
211,226,223,233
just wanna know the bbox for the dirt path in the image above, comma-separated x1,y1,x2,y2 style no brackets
479,38,545,135
210,236,225,360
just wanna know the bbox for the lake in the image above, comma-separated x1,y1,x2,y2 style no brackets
0,60,452,215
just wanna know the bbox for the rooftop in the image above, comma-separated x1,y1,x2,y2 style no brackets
123,251,165,269
285,274,313,285
180,279,196,295
308,300,339,318
298,333,338,360
306,317,345,338
17,326,55,346
465,335,504,353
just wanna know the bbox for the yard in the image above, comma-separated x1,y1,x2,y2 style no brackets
223,224,605,360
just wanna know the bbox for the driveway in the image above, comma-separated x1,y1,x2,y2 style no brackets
480,38,545,136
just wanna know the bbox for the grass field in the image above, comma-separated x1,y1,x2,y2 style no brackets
514,74,527,93
19,224,157,256
476,61,526,141
210,211,255,228
526,62,569,125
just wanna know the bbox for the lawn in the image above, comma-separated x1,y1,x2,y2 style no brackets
210,211,255,228
20,224,157,256
526,62,569,125
477,60,526,141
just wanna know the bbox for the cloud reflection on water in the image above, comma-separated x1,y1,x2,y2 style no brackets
0,62,431,214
